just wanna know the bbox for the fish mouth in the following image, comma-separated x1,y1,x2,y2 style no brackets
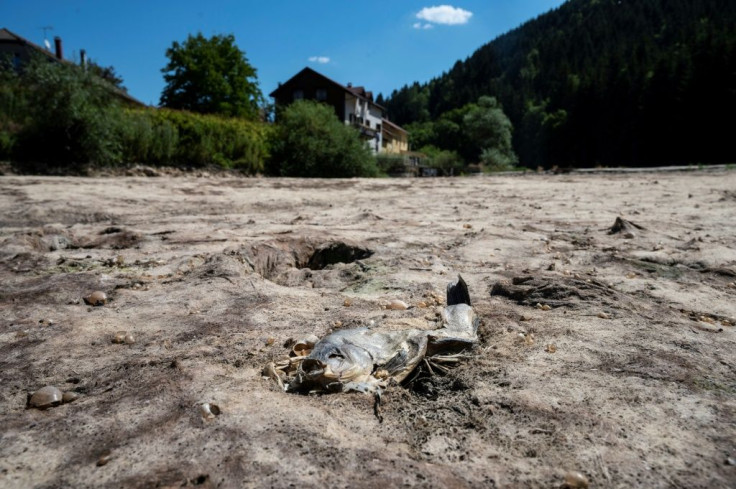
287,358,343,393
300,358,342,381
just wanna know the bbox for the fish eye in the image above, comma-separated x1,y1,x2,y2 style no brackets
328,353,344,359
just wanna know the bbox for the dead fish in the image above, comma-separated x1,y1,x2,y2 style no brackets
277,275,478,394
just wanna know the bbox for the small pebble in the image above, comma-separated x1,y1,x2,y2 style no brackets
200,403,221,420
598,312,610,319
725,457,736,466
416,301,428,308
626,272,637,279
111,332,136,344
28,386,63,409
546,344,557,353
96,452,112,467
265,337,275,346
84,291,107,306
386,299,409,310
536,303,551,311
38,318,56,326
463,223,472,229
563,471,589,488
343,298,353,307
519,314,532,322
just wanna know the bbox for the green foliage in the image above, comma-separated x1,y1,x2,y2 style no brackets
374,154,406,175
385,0,736,167
160,33,263,120
386,82,430,124
402,96,517,170
0,67,24,159
462,96,517,165
87,61,126,91
117,109,178,164
0,58,269,172
405,121,435,151
420,145,464,176
268,100,377,178
520,100,567,168
116,108,269,171
480,148,517,172
7,57,123,167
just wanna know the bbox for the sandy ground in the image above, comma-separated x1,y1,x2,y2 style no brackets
0,170,735,489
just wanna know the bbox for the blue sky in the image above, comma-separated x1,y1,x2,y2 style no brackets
2,1,566,106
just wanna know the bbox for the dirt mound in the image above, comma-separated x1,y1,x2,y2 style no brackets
489,274,624,309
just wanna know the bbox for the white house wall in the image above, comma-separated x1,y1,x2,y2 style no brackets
343,94,384,155
344,95,357,123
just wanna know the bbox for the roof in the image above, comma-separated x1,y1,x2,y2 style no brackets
382,118,408,135
0,27,146,107
0,27,62,63
270,66,386,111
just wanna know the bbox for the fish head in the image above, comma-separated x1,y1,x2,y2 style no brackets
309,339,374,381
288,336,375,393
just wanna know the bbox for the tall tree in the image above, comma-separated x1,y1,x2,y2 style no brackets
463,96,517,168
160,33,262,119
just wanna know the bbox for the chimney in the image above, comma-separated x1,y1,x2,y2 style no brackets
347,82,352,88
80,49,86,68
54,36,63,60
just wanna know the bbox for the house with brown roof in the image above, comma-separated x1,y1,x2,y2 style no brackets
270,67,409,156
0,27,144,107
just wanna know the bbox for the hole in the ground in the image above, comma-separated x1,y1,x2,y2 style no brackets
304,241,373,270
245,237,373,285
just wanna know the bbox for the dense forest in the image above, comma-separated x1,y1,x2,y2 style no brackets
384,0,736,168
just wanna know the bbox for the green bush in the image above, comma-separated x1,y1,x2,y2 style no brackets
420,145,464,176
481,147,518,172
9,57,124,168
375,154,406,175
0,57,269,173
132,108,269,171
268,100,377,177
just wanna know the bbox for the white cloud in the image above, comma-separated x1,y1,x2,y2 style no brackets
416,5,473,25
308,56,330,64
413,22,434,29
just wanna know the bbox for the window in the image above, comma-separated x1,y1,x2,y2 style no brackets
293,89,304,101
316,89,327,101
376,123,381,133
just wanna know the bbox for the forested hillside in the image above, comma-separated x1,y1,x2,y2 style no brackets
384,0,736,168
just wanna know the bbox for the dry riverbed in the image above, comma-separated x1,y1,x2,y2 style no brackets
1,171,735,488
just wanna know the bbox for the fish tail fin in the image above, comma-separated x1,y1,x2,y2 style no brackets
446,275,471,306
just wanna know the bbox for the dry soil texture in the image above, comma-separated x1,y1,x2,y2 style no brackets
1,171,735,489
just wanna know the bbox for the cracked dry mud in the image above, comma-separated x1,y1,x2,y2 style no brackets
1,171,735,488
